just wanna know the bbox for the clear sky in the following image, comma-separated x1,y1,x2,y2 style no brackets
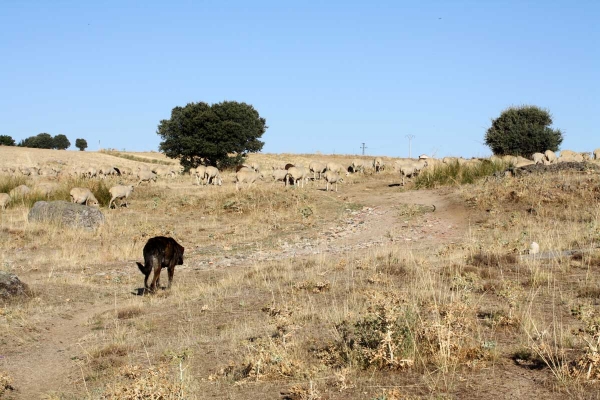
1,1,598,158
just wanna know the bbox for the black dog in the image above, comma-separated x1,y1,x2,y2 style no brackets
136,236,184,292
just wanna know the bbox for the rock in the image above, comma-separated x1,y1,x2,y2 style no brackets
0,271,30,301
28,200,105,230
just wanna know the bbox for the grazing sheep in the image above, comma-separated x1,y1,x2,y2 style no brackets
0,193,10,210
309,161,327,180
272,161,287,171
323,170,343,192
205,166,222,186
109,185,134,208
399,160,428,185
9,185,31,198
532,152,545,164
544,150,557,164
192,165,207,186
581,152,591,161
241,162,260,172
350,159,365,173
69,187,99,206
272,169,288,185
235,170,264,190
326,162,349,176
373,157,384,172
137,170,157,186
558,151,584,163
593,148,600,160
35,182,58,197
87,167,97,178
38,167,57,177
286,166,309,188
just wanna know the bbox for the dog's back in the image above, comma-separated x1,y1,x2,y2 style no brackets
136,236,184,290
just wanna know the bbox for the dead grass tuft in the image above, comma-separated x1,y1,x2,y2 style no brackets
102,364,182,399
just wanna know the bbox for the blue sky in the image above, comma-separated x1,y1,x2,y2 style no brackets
1,1,598,157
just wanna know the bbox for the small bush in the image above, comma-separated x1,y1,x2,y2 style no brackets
414,160,509,189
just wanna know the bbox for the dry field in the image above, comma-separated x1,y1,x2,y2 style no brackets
1,147,600,399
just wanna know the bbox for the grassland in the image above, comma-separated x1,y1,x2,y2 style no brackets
1,147,600,399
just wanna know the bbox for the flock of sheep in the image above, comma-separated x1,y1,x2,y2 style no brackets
1,148,599,211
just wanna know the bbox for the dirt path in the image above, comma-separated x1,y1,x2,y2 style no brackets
2,301,115,399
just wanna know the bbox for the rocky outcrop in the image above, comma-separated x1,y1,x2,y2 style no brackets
28,200,105,230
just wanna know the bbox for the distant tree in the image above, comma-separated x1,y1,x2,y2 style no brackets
485,105,563,158
157,101,267,170
75,138,88,151
18,133,55,149
53,134,70,150
0,135,15,146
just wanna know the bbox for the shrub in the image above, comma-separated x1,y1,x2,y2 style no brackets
484,105,563,158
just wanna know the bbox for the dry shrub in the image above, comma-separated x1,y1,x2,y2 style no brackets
102,365,182,399
294,280,331,293
568,313,600,381
117,306,143,320
468,251,518,268
89,343,132,373
0,372,14,397
281,382,322,400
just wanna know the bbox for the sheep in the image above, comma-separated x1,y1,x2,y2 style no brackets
285,166,309,188
9,185,31,198
69,187,99,206
326,162,349,176
192,165,207,186
241,162,260,172
98,166,117,178
581,152,591,161
35,182,58,197
323,170,343,192
558,151,584,163
87,167,97,178
109,185,134,208
271,169,288,185
272,161,287,171
399,160,428,185
137,170,157,185
309,161,327,180
544,150,557,164
350,159,365,173
373,157,384,172
532,152,545,164
0,193,10,210
235,170,264,190
205,166,222,186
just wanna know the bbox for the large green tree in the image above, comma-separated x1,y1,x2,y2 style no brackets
18,133,54,149
75,138,88,151
484,105,563,158
0,135,15,146
53,134,71,150
157,101,267,170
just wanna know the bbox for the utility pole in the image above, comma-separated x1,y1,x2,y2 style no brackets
405,135,415,158
361,143,367,155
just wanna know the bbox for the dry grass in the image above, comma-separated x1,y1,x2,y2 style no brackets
2,148,600,399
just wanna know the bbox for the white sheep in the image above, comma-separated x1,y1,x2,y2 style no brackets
558,151,584,163
544,150,557,164
205,166,222,186
286,166,309,188
398,160,427,185
0,193,10,210
272,169,288,185
9,185,31,198
192,165,207,186
236,170,264,190
323,170,343,192
309,161,327,180
531,152,545,164
373,157,384,172
109,185,134,208
594,148,600,160
69,187,99,206
326,162,349,176
351,159,365,173
137,170,157,185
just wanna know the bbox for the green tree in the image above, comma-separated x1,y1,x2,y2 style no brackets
18,133,55,149
157,101,267,170
75,138,88,151
53,134,70,150
0,135,15,146
485,105,563,158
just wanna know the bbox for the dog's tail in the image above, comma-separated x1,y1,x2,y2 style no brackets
136,262,151,276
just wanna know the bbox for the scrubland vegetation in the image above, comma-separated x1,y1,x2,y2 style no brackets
1,148,600,399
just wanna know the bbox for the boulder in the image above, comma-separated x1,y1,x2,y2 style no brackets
0,271,30,301
28,200,105,230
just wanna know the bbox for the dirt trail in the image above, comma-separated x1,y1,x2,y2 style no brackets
2,302,115,399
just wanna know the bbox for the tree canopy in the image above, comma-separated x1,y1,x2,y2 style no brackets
19,133,55,149
53,134,71,150
484,105,563,158
0,135,15,146
75,138,88,151
157,101,267,170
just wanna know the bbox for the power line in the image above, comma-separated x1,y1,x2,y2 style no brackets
361,143,367,155
405,135,415,158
